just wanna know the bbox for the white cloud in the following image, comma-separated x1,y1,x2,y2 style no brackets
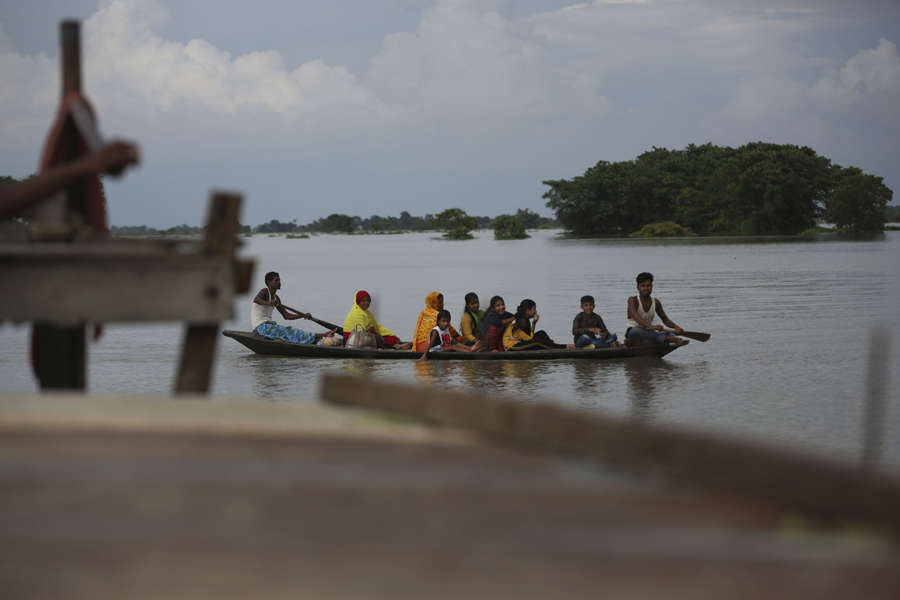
81,0,389,126
367,0,550,120
810,38,900,108
724,38,900,120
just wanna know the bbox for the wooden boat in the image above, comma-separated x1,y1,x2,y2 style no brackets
222,330,679,360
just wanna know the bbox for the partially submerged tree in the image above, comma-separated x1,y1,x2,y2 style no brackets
434,208,477,240
544,142,890,236
629,221,696,238
492,214,529,240
825,168,892,233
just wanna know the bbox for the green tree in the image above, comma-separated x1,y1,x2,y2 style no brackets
434,208,477,240
884,204,900,223
492,214,529,240
629,221,695,238
513,208,542,229
312,213,355,233
544,142,860,236
255,219,297,233
825,168,892,233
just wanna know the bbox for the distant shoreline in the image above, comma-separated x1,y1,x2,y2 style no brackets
109,227,895,241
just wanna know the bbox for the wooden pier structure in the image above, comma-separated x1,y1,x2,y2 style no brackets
0,21,252,394
2,379,900,599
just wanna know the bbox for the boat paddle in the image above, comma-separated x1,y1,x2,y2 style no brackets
662,328,711,342
280,304,344,334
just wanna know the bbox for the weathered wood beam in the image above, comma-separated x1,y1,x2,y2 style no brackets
0,252,234,324
61,21,81,96
28,21,86,390
175,192,242,394
321,373,900,538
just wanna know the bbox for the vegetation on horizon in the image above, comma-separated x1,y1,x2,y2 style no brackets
543,142,894,236
6,149,897,239
100,208,557,238
880,201,900,223
629,221,696,238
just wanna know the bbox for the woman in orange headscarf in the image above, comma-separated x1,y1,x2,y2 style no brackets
412,291,461,352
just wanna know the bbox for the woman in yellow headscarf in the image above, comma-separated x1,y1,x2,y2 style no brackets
342,290,410,349
412,291,462,352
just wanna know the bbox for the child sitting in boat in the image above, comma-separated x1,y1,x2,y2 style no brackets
503,299,574,351
343,290,412,349
412,292,461,352
420,310,480,359
479,295,515,352
572,295,620,349
626,272,689,347
251,271,330,344
459,292,485,346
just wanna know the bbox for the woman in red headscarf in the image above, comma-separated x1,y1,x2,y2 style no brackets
342,290,411,349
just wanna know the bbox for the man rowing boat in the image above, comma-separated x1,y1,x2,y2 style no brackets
625,272,689,347
251,271,337,345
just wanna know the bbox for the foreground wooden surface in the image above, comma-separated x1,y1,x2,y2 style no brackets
1,394,899,599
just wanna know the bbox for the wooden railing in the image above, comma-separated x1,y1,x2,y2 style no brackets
0,21,252,394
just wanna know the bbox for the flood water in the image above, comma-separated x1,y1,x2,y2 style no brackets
2,230,898,470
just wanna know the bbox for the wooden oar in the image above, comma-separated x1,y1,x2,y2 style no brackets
281,305,343,334
663,328,710,342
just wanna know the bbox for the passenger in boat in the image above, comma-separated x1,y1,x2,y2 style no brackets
479,295,515,352
251,271,330,344
459,292,485,346
412,291,461,352
503,299,574,351
343,290,412,349
572,295,620,349
318,330,343,346
626,272,689,346
419,310,480,360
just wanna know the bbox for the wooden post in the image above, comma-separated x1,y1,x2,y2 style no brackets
61,21,81,95
861,330,890,469
33,21,86,391
174,192,242,394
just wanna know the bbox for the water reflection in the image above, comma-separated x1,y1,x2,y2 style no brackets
570,360,618,409
412,359,455,385
341,359,379,380
623,358,672,422
410,358,557,397
242,355,311,398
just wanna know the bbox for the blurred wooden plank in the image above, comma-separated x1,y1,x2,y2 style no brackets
175,192,242,394
321,373,900,538
173,324,218,394
0,392,897,599
0,254,234,324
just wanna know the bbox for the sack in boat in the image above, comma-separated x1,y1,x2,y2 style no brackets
345,325,377,349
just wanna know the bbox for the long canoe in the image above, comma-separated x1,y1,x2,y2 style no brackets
222,330,678,360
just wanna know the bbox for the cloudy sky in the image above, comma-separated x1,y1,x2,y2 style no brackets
1,0,898,227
